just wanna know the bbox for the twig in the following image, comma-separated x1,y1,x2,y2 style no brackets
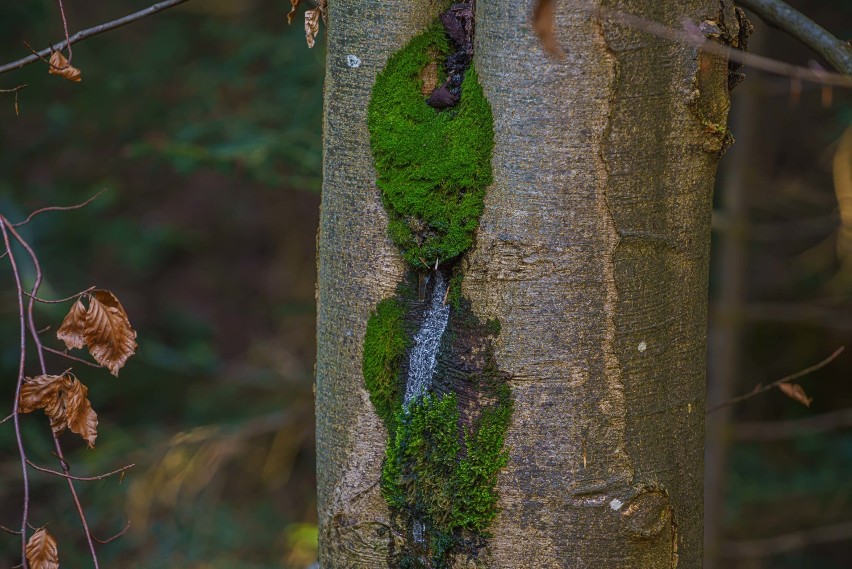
12,188,107,227
706,346,845,414
4,221,101,569
0,84,26,116
56,0,73,63
24,286,95,304
0,217,31,569
0,524,23,535
738,0,852,75
596,5,852,88
0,0,192,77
42,345,103,368
91,520,131,545
22,41,64,72
721,521,852,558
26,459,135,482
0,412,14,425
733,406,852,441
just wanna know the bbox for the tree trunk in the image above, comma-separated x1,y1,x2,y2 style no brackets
316,1,739,567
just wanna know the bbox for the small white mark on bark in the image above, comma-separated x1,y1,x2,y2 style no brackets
610,498,624,511
687,403,693,413
346,55,361,68
638,341,647,352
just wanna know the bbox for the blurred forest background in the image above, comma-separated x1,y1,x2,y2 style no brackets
0,1,849,568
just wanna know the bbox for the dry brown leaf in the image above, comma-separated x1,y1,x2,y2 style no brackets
85,290,137,376
20,374,68,433
57,298,88,350
305,8,321,48
26,527,59,569
20,373,98,447
287,0,301,25
778,382,813,407
63,375,98,448
47,50,81,83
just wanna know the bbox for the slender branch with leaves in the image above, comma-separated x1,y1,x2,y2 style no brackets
1,195,138,569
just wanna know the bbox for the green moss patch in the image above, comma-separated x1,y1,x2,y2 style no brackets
363,298,410,431
368,24,494,268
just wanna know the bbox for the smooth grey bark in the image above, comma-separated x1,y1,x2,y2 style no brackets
316,1,735,567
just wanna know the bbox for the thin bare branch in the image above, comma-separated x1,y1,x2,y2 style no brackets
12,188,107,227
42,345,103,368
734,407,852,441
3,220,101,569
0,524,22,535
24,286,96,304
91,520,131,545
0,0,192,77
56,0,73,63
738,0,852,75
0,412,14,425
595,4,852,88
706,346,845,414
0,217,31,569
27,459,135,482
721,521,852,558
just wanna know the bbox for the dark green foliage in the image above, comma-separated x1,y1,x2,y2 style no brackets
363,298,410,430
368,25,494,268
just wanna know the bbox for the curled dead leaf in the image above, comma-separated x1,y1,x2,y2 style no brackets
287,0,301,25
47,50,81,83
26,527,59,569
20,374,67,433
57,298,87,350
305,8,321,48
85,290,138,377
20,373,98,448
778,382,813,408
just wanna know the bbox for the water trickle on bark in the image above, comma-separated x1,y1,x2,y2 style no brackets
404,272,450,407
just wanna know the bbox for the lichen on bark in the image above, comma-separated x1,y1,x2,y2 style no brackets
361,12,511,568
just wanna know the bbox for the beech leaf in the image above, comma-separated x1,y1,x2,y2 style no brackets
63,375,98,448
26,527,59,569
84,290,137,376
56,298,88,350
305,8,321,48
287,0,300,25
48,50,82,83
20,373,98,447
778,382,813,407
20,375,67,433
